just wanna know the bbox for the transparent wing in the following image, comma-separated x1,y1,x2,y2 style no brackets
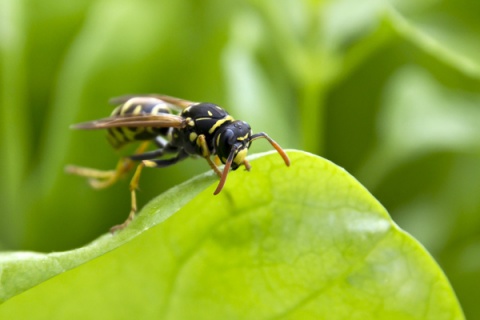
71,113,186,130
109,94,197,110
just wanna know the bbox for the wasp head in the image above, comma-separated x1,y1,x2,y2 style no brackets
215,120,252,170
212,120,290,196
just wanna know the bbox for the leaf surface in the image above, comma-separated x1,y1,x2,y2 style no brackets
0,151,463,319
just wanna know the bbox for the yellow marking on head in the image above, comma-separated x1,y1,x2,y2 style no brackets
233,148,248,166
208,116,234,134
236,133,250,141
208,110,213,116
189,132,198,142
216,132,222,147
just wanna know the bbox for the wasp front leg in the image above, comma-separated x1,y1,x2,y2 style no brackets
197,134,222,178
196,134,233,195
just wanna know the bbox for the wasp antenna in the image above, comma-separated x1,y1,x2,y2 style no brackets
251,133,290,167
213,145,238,195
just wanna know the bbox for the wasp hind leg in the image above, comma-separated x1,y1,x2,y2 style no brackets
66,142,150,233
66,141,150,189
65,158,132,189
109,145,184,232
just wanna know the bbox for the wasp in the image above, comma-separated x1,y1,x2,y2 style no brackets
66,94,290,232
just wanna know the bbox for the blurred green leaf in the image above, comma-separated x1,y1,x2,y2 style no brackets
0,151,463,319
358,65,480,188
222,10,298,149
386,6,480,79
0,0,29,246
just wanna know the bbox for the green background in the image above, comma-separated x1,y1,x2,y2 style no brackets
1,0,479,318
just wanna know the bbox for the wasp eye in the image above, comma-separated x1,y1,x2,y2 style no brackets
215,129,235,162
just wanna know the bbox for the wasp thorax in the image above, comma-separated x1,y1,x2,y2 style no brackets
214,121,252,170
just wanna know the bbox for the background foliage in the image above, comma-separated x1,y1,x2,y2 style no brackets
1,0,479,317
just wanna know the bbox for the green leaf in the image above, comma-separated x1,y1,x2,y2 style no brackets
0,151,463,319
357,65,480,189
386,7,480,79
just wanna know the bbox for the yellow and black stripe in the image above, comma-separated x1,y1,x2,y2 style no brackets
107,97,172,149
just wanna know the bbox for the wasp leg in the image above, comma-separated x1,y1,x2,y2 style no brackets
110,162,145,233
65,141,150,189
108,144,191,233
129,144,179,161
142,149,189,168
65,159,132,189
197,134,222,178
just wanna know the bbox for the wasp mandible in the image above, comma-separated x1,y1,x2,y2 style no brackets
66,94,290,232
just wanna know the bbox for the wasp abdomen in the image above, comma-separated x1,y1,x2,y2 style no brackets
107,97,172,149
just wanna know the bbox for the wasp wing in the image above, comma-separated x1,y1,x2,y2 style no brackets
71,113,186,130
109,94,197,110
